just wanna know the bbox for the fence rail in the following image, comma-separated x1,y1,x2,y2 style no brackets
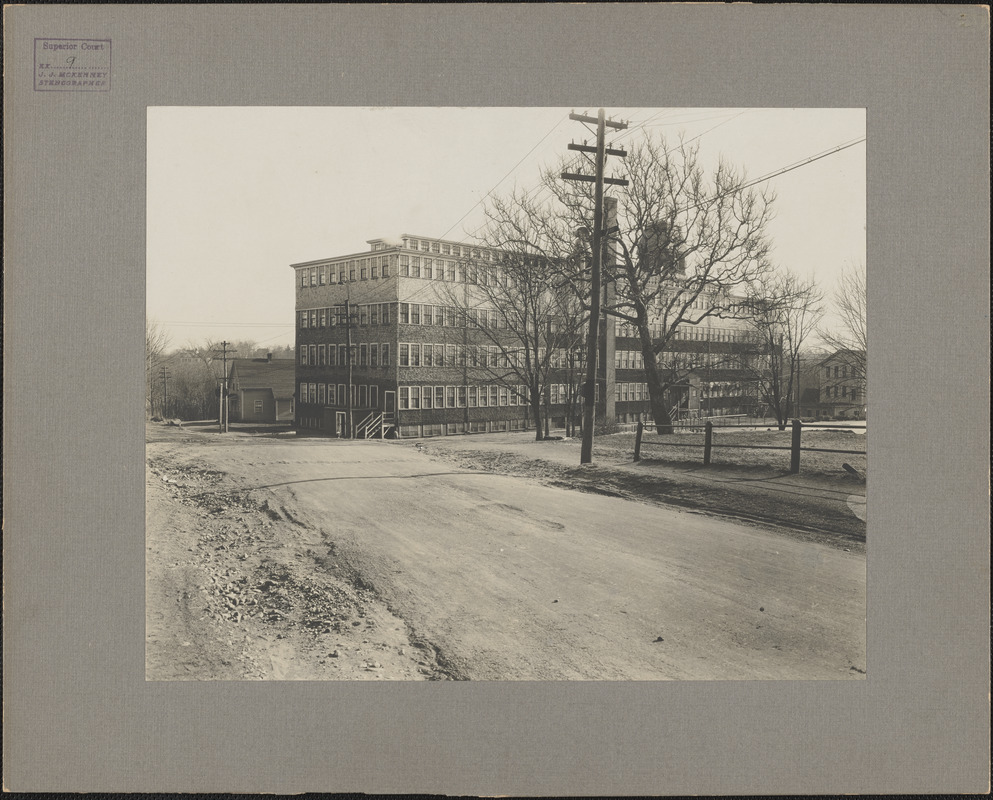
633,419,865,474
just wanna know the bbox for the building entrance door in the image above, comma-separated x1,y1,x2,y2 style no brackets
384,391,396,414
335,411,346,437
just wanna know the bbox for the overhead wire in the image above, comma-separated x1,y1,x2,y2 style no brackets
295,114,865,320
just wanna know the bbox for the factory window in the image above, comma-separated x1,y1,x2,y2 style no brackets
399,387,410,410
370,344,379,368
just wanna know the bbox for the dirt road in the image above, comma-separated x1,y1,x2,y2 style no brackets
147,425,866,680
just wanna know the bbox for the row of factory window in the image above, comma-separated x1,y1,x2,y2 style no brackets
615,349,646,370
398,383,596,410
826,364,852,379
398,302,507,328
613,350,744,370
296,242,505,289
298,303,513,330
299,340,585,371
399,420,525,438
397,343,587,371
298,303,393,329
298,382,380,408
402,237,499,262
615,383,651,403
699,381,751,398
398,255,513,287
613,319,749,343
299,343,391,368
298,256,394,288
399,384,528,410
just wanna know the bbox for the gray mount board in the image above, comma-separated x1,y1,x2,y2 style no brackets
3,3,990,795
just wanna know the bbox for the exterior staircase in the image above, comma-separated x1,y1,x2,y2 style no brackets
354,411,396,439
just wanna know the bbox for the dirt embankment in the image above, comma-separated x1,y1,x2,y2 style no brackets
145,445,451,680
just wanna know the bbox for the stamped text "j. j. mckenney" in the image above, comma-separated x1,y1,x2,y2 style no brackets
34,38,112,92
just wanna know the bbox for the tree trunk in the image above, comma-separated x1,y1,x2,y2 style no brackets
634,314,675,435
530,384,543,441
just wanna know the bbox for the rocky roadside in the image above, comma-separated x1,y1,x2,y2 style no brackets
145,450,450,680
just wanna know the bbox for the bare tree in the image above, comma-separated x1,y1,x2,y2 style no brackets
737,268,824,429
160,339,222,421
819,261,866,387
441,193,587,440
546,134,776,433
146,318,171,418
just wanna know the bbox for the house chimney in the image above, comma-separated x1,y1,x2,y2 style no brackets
267,352,272,362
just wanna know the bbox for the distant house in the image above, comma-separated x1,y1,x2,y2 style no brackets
227,356,296,423
815,349,866,419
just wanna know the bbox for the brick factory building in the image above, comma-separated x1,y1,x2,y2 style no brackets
291,234,770,439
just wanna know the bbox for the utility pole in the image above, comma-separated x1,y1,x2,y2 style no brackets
562,109,628,464
160,366,170,417
220,341,237,433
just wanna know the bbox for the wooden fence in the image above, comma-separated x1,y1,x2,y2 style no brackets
633,419,866,474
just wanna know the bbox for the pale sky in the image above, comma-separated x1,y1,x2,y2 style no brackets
147,107,865,350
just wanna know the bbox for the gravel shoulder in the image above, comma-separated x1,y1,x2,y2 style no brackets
146,429,449,680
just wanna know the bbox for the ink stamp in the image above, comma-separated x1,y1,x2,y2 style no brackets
34,38,111,92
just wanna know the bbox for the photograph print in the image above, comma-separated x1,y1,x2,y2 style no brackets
146,106,867,681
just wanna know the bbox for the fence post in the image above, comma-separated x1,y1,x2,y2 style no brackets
634,421,643,462
790,419,802,473
703,421,713,466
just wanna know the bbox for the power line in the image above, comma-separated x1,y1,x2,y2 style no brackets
438,113,570,241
